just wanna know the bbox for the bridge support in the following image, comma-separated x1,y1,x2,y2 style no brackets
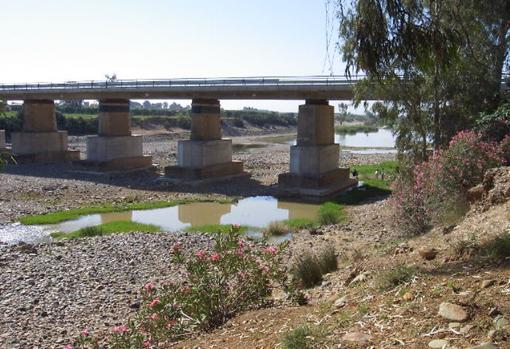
278,100,357,198
0,130,5,150
11,100,78,162
84,99,152,171
165,99,247,181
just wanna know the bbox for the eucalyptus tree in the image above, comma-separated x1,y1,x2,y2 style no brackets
336,0,510,159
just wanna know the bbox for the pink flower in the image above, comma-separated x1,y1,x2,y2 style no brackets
81,328,89,337
143,339,153,348
195,250,207,259
264,246,278,255
112,324,129,334
166,319,177,329
64,345,73,349
232,224,241,230
171,242,182,253
149,297,160,308
149,313,159,321
143,282,154,293
210,252,221,262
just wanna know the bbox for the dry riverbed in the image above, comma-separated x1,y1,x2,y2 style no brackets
0,130,397,348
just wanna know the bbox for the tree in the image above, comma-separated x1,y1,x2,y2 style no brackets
336,0,510,159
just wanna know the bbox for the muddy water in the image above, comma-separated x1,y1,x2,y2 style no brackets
41,197,320,241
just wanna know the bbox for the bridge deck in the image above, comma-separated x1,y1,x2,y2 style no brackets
0,76,359,101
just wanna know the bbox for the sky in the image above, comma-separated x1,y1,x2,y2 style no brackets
0,0,351,112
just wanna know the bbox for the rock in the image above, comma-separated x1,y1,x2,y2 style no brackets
419,247,438,261
402,292,414,301
468,343,498,349
342,331,372,345
460,324,474,334
494,315,509,330
448,322,461,329
428,339,449,348
488,307,501,317
481,279,496,289
438,302,468,322
334,295,348,308
349,271,370,285
467,184,485,202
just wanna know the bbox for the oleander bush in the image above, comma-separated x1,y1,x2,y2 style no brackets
72,225,297,348
391,130,504,235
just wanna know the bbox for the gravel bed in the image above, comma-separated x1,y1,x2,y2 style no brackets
0,232,213,349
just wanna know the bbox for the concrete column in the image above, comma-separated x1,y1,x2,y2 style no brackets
84,99,152,171
98,99,131,136
165,99,247,181
11,100,78,162
278,100,357,198
0,130,5,150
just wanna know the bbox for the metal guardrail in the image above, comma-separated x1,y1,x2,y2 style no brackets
0,75,366,92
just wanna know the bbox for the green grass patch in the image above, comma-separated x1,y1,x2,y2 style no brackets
50,221,161,240
376,264,417,291
19,199,231,225
184,224,249,234
280,325,315,349
335,124,378,134
318,202,345,225
284,218,317,230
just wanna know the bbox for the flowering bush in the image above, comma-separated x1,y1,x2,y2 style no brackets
501,135,510,165
391,131,503,235
72,225,294,348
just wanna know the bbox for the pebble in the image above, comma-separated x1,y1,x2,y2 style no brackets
469,343,498,349
334,295,348,308
428,339,449,348
480,279,495,289
342,331,372,345
438,302,469,322
419,247,438,260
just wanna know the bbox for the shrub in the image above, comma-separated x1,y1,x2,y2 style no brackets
501,135,510,165
317,202,344,225
265,221,288,237
292,246,338,288
72,225,292,348
281,325,314,349
317,246,338,274
376,264,416,291
292,253,323,288
476,103,510,142
484,233,510,260
391,130,503,235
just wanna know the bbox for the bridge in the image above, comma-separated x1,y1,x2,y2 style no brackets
0,76,359,101
0,75,507,198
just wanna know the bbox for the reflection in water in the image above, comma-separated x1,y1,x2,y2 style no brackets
335,128,396,148
45,197,321,235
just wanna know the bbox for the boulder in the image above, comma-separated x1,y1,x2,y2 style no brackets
438,302,468,322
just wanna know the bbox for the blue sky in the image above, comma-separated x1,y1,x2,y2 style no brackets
1,0,348,111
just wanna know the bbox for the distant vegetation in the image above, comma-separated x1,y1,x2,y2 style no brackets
335,124,378,134
0,104,298,136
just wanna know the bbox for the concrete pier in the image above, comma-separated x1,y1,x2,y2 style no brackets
0,130,5,150
84,99,152,171
278,100,357,198
165,99,247,181
11,100,78,162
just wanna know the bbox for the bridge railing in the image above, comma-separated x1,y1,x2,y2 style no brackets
0,75,365,91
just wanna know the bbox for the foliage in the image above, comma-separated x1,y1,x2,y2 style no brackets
223,109,297,127
73,225,293,348
317,202,344,225
502,135,510,165
281,325,315,349
317,246,338,275
185,224,248,234
292,246,338,289
292,253,323,288
483,233,510,260
284,218,317,230
476,102,510,142
335,124,378,134
376,264,416,291
264,221,289,237
337,0,510,159
50,221,162,240
391,131,503,235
